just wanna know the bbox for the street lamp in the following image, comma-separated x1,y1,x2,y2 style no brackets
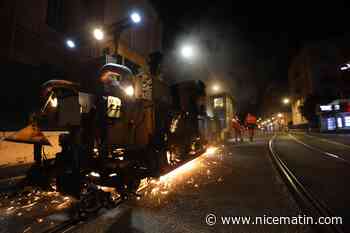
66,39,76,49
212,84,220,92
130,12,141,24
283,97,290,105
93,28,104,41
181,45,195,60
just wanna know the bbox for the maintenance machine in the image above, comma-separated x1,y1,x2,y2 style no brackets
7,63,213,202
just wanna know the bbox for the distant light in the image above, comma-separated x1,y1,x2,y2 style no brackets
320,105,332,111
212,84,220,92
89,171,100,178
205,146,218,156
130,12,141,24
277,113,283,118
124,85,134,96
93,28,104,41
66,39,75,48
283,98,290,104
50,97,58,108
181,45,194,59
340,63,350,71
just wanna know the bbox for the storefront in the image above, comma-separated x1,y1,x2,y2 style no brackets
318,99,350,132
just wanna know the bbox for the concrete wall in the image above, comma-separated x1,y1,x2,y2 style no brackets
0,131,63,166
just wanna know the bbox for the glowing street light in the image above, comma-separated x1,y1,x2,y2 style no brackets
181,45,195,59
93,28,104,41
66,39,76,48
130,12,141,24
283,98,290,105
212,84,220,92
50,97,58,108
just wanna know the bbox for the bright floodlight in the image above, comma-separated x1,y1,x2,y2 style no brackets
283,98,290,104
66,39,75,48
50,97,58,108
130,12,141,24
181,45,194,59
124,85,134,96
212,84,220,92
93,28,104,41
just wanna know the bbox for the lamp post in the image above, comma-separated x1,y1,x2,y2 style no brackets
65,11,142,59
110,11,142,58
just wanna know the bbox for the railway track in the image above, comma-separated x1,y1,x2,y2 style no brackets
268,135,345,233
41,197,125,233
288,134,350,165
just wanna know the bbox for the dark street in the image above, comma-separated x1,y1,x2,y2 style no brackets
2,0,350,232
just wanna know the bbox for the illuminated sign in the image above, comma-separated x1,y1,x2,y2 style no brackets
327,118,336,130
214,97,224,108
320,105,332,111
340,63,350,71
107,96,121,118
345,116,350,127
337,117,343,128
334,104,340,110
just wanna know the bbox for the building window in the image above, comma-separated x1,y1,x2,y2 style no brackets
214,97,224,108
327,118,336,130
345,116,350,127
46,0,64,31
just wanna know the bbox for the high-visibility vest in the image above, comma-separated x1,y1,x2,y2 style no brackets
246,115,257,124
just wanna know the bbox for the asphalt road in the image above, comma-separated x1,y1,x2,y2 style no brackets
71,136,308,233
0,135,312,233
274,133,350,231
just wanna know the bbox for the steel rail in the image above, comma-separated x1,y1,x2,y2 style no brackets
41,198,124,233
288,134,350,165
268,135,345,233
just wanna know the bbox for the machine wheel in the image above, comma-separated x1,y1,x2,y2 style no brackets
114,176,141,199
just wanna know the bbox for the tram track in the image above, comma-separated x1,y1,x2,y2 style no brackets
40,147,217,233
288,133,350,165
268,135,345,233
41,196,125,233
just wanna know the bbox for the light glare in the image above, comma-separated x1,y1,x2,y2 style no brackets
66,39,75,48
212,85,220,92
93,28,104,41
50,97,58,108
283,98,290,104
181,45,194,59
124,85,134,96
130,12,141,24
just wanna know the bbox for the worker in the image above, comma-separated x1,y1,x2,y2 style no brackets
245,113,257,142
231,116,243,143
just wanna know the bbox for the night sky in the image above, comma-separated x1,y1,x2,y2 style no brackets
150,0,349,116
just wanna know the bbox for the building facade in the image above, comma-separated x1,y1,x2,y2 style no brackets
288,38,350,126
207,93,236,139
0,0,162,128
